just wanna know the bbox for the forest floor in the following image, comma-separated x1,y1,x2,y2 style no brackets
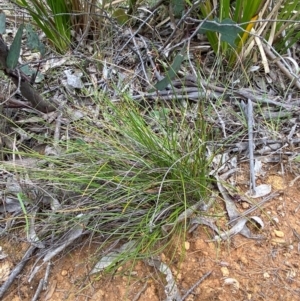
1,165,300,301
1,1,300,301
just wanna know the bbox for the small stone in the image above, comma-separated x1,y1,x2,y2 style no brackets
221,267,229,277
241,202,250,209
271,238,286,245
263,272,270,278
98,289,105,296
239,256,249,265
274,230,284,238
184,241,190,250
61,270,68,276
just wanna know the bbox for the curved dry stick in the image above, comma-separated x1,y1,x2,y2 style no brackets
262,44,300,90
0,245,37,299
0,35,57,113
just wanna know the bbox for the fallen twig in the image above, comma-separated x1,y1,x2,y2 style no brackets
227,192,281,225
180,271,212,301
131,33,150,84
161,0,205,51
0,245,37,299
132,282,148,301
0,35,57,113
246,99,256,195
31,279,44,301
31,261,51,301
262,44,300,90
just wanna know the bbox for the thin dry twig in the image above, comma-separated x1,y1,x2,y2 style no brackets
227,192,281,225
0,245,37,299
117,7,159,55
31,261,51,301
180,271,212,301
132,282,148,301
246,99,256,195
262,44,300,90
31,279,44,301
163,6,217,54
130,32,150,84
161,0,205,50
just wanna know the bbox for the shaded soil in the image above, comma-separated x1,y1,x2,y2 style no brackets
1,168,300,301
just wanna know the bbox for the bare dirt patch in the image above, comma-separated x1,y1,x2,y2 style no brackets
1,168,300,301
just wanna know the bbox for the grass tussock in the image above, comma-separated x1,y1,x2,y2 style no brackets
2,96,214,268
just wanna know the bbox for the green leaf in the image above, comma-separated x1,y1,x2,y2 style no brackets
152,51,185,92
0,12,6,34
198,18,242,47
6,24,24,70
20,65,44,83
293,155,300,163
112,8,129,25
25,24,46,56
170,0,185,18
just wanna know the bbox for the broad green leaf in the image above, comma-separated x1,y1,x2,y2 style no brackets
0,13,6,34
198,18,242,47
20,65,44,83
112,8,129,25
25,24,46,56
152,52,185,91
170,0,185,18
6,24,24,70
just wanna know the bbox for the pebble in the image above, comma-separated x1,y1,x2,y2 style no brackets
184,241,190,250
271,238,286,245
221,267,229,277
61,270,68,276
274,230,284,238
263,272,270,278
277,205,283,211
241,202,250,209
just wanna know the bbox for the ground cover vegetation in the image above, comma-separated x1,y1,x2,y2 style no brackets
0,0,300,299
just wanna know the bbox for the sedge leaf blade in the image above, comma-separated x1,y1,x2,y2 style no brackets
152,52,185,91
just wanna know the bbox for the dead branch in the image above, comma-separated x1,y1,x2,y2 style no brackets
0,34,57,113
